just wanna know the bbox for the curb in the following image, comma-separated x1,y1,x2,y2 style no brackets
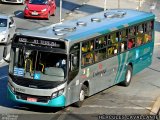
150,96,160,115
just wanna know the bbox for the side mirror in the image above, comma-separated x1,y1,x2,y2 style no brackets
3,46,10,63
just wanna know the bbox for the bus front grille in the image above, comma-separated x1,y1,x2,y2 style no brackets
16,92,50,103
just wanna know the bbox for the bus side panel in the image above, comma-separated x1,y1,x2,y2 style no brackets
132,41,154,75
86,56,119,96
139,41,154,71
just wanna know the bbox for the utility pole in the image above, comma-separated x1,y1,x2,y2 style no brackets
118,0,120,9
104,0,107,11
60,0,62,23
138,0,142,10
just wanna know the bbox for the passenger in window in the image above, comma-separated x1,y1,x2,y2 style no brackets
128,39,134,49
85,53,93,64
94,52,98,62
89,42,94,51
56,59,67,76
82,44,88,52
144,34,149,43
119,34,122,41
136,37,142,46
56,59,66,68
108,47,113,56
121,42,124,52
114,46,118,54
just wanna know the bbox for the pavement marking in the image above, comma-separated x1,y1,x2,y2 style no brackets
57,113,67,120
0,76,7,80
83,105,151,110
93,98,155,103
150,96,160,115
15,11,23,16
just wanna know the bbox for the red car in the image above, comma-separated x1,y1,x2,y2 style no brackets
24,0,56,19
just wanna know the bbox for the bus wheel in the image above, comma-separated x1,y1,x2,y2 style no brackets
121,65,132,87
74,85,87,107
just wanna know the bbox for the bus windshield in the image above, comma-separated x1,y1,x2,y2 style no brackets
10,47,67,81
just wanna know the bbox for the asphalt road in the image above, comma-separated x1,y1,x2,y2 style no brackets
0,0,160,120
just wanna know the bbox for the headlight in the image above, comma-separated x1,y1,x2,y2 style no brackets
41,8,47,12
0,31,7,35
51,88,64,99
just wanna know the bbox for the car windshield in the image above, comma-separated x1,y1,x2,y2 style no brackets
9,47,67,82
29,0,48,5
0,18,7,27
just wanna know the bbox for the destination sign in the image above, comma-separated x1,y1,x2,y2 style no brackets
14,36,65,49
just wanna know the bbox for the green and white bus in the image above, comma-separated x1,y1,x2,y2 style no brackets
4,9,155,107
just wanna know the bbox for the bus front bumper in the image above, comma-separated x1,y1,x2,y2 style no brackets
7,87,66,107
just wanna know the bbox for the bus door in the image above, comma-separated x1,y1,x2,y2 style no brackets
106,57,119,86
66,44,80,105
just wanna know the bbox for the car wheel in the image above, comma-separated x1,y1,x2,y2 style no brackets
74,85,87,107
51,11,55,16
24,15,27,19
120,65,132,87
0,0,3,4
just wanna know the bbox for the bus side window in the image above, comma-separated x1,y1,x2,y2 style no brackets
111,33,118,44
128,27,136,37
95,36,106,49
82,40,94,53
82,53,94,66
108,34,111,45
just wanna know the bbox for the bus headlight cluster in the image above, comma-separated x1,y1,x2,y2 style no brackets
8,81,15,93
51,89,64,99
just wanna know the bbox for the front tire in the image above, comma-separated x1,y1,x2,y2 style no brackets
120,65,132,87
74,85,87,107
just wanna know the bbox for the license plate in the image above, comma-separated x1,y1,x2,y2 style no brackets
27,97,37,102
32,12,38,15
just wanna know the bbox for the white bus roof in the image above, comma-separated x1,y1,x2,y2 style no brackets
18,9,155,43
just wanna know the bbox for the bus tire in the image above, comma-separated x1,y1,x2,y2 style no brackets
120,65,132,87
74,85,87,107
